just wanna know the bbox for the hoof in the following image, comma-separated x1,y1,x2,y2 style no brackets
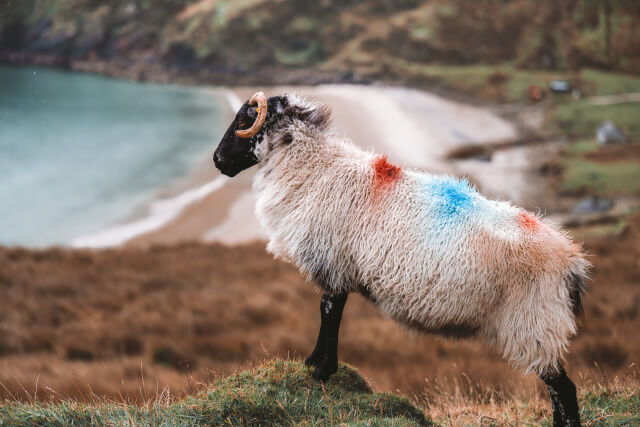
304,352,323,368
312,362,338,382
553,418,581,427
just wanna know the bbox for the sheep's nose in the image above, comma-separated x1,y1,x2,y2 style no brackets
213,151,222,166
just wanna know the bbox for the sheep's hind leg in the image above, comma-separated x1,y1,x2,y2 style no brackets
306,292,348,381
541,366,581,427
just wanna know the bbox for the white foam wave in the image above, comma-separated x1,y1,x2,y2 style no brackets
71,176,228,248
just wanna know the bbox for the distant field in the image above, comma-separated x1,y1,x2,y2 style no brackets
390,64,640,105
405,63,640,204
559,140,640,196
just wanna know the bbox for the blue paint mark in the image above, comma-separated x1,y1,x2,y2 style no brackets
420,175,479,220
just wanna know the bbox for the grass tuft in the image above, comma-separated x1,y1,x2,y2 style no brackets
0,360,431,426
580,385,640,426
1,359,639,426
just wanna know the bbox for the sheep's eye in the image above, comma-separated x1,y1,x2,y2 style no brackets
239,121,246,128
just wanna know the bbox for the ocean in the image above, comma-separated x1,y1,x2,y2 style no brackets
0,66,230,247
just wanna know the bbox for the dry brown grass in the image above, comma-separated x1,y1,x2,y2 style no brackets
1,212,639,416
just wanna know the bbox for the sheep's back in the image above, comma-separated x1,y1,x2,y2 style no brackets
314,168,583,332
255,145,584,341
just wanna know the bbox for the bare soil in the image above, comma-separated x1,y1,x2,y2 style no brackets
583,142,640,163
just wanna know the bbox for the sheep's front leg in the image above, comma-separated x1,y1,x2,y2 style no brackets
541,366,581,427
305,292,348,381
304,294,329,369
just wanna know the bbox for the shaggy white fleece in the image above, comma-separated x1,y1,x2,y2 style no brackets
252,94,588,376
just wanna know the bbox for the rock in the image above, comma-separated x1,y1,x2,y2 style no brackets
472,153,492,162
528,85,545,102
597,120,627,145
573,196,613,214
549,80,571,93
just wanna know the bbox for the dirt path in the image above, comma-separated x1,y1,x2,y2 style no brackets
587,92,640,106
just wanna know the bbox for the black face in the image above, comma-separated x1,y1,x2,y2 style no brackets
214,96,291,177
214,95,330,177
213,101,261,177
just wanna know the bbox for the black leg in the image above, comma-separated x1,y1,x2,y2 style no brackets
304,295,329,368
541,366,581,427
305,292,348,381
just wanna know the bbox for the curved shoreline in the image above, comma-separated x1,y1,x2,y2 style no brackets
71,176,229,248
70,88,239,249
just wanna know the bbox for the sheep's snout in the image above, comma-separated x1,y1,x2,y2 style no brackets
212,150,237,177
213,132,258,177
213,151,223,168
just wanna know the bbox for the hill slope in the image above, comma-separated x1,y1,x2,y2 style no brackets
1,360,639,425
2,0,640,85
0,360,431,426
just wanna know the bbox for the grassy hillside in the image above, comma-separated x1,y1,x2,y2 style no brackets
1,360,638,426
0,360,431,426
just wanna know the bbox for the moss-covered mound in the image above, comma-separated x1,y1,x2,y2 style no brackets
0,360,431,426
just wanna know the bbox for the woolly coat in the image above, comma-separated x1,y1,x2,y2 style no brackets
252,97,588,376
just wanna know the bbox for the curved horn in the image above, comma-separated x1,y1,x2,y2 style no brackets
235,91,268,138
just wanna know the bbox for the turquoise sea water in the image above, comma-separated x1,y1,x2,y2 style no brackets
0,66,225,247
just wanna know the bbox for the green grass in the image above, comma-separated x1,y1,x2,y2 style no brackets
550,101,640,138
428,385,640,426
0,360,431,426
580,386,640,426
560,155,640,195
550,72,640,196
287,16,317,33
501,69,562,102
421,64,498,87
432,66,640,103
390,62,571,102
1,359,638,426
581,69,640,96
565,139,599,156
389,61,640,106
547,71,640,198
275,42,324,66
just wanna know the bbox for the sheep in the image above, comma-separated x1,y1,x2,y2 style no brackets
213,91,589,427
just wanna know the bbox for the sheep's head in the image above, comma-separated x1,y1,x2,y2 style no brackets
214,92,331,177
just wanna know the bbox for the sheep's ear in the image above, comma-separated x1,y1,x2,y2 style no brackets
267,96,287,117
284,95,332,130
300,102,331,130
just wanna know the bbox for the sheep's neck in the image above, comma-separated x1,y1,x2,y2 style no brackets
271,131,366,177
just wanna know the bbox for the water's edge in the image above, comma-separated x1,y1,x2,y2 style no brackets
70,90,243,248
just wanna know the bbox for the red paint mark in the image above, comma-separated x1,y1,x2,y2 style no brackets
518,211,540,231
373,155,402,187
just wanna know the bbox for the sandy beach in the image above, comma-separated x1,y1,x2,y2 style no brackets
74,84,534,249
